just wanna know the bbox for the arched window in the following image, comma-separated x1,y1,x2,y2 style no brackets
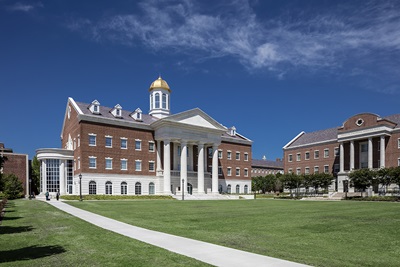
244,185,248,194
89,181,96,195
150,94,153,110
155,93,160,109
149,182,155,195
236,184,240,194
135,182,142,195
227,184,231,194
162,93,167,109
121,182,127,195
105,181,112,195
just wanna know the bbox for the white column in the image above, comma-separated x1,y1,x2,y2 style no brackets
380,136,385,168
180,141,188,195
339,142,344,173
41,160,46,193
60,160,65,194
173,142,179,170
197,142,205,194
156,140,162,172
163,140,171,194
350,140,355,171
368,137,373,169
212,144,219,194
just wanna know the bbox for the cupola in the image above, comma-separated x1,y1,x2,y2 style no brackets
149,76,171,118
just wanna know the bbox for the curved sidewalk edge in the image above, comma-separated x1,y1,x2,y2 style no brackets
43,200,311,267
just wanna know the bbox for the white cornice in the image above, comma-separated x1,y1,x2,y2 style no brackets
338,126,393,142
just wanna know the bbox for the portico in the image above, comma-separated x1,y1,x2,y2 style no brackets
151,108,227,195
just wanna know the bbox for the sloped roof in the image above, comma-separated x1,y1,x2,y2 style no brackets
252,159,283,169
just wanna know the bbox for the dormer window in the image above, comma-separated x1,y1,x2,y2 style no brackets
110,104,122,118
130,108,143,122
89,100,101,114
229,126,236,136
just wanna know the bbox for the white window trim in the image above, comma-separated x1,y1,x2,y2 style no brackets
288,154,293,162
305,167,310,174
89,133,97,147
105,157,113,170
105,135,113,148
398,158,400,166
236,151,240,161
78,134,80,147
78,157,80,169
218,166,222,176
121,158,128,171
227,150,232,160
314,166,319,173
244,152,249,161
149,141,155,152
334,147,339,156
296,153,301,162
135,160,142,171
227,167,232,176
218,149,223,159
288,168,293,174
149,160,155,172
135,139,142,151
89,156,97,169
324,149,329,158
324,165,329,173
314,150,319,159
305,151,310,160
296,168,301,175
398,138,400,149
120,137,128,149
236,167,240,176
244,168,248,177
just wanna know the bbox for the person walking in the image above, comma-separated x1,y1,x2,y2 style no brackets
56,190,60,201
45,191,49,201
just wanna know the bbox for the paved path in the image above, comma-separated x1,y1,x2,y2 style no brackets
43,200,310,267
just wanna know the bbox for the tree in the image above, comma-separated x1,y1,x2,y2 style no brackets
0,154,8,191
376,167,393,194
3,174,23,199
280,173,302,197
348,169,375,197
316,173,335,193
389,166,400,190
31,156,40,194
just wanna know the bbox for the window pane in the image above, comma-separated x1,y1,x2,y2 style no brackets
135,140,141,150
106,137,112,147
121,139,127,149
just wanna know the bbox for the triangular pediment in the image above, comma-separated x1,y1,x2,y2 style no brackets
152,108,227,131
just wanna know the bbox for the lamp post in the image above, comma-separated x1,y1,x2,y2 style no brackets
182,178,184,201
79,174,82,201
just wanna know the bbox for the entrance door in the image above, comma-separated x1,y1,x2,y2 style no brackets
360,142,368,169
187,183,193,195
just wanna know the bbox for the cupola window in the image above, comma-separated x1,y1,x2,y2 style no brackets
89,100,101,114
111,104,122,118
162,93,167,109
155,93,160,109
130,108,143,121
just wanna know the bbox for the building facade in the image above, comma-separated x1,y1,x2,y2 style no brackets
0,143,30,196
283,113,400,192
251,157,283,177
37,77,252,196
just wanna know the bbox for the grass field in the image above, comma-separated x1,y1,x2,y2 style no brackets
0,199,210,267
66,199,400,267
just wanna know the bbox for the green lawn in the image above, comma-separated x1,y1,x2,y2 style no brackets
0,199,210,267
67,199,400,267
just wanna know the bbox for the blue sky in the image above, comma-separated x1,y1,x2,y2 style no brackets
1,0,400,161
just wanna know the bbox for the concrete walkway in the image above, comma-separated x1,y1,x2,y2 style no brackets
43,199,310,267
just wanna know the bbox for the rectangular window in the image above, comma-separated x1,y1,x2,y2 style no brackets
89,157,96,169
314,166,319,174
288,154,293,162
121,138,127,149
314,150,319,159
105,136,112,148
305,167,310,174
135,160,142,171
89,134,96,146
244,153,249,161
135,140,142,150
334,164,339,173
218,166,222,176
288,168,293,174
398,139,400,149
227,167,232,176
106,158,112,169
218,150,223,159
121,159,127,170
208,147,213,158
296,168,301,175
227,151,232,160
324,165,329,173
78,135,80,147
398,158,400,166
78,157,80,169
149,142,155,152
236,168,240,176
236,152,240,160
244,168,248,177
296,153,301,161
149,161,155,172
324,149,329,158
305,152,310,160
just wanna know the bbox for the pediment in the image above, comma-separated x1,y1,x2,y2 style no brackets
152,108,227,131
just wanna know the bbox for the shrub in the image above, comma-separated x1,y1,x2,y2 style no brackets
346,196,400,202
2,174,24,200
60,195,175,201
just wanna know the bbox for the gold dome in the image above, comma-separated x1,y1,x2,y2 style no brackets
149,76,171,92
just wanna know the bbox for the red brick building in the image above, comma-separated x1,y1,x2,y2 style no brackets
37,77,252,196
0,143,29,196
283,113,400,192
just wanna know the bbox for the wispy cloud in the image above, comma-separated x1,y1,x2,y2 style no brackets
7,2,43,12
67,0,400,91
